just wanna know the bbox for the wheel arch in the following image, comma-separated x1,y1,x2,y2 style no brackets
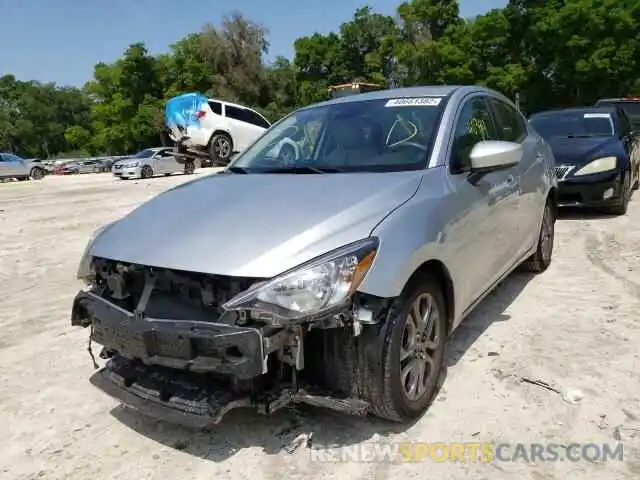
403,259,455,335
208,129,234,149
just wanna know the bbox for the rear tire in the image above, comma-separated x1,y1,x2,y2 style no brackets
209,133,233,165
523,199,555,273
141,165,153,179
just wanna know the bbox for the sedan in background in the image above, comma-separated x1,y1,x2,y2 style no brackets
529,106,640,215
112,147,196,180
0,152,46,180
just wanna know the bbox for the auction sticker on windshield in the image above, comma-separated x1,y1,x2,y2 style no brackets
385,97,442,107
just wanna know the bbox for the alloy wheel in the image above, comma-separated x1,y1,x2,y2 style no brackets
400,293,442,401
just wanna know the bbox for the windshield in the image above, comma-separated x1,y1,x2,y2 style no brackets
529,112,615,139
229,96,447,173
135,149,155,158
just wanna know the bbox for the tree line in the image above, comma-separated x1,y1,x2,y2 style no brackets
1,0,639,158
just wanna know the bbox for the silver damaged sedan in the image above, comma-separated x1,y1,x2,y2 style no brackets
71,85,558,426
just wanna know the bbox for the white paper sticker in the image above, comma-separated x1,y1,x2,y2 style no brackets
584,113,611,118
385,97,442,107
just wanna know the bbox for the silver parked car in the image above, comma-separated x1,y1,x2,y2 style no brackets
71,85,557,426
112,147,195,180
0,152,46,180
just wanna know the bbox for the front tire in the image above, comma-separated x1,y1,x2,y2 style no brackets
365,275,447,422
523,199,554,273
141,165,153,179
184,161,195,175
608,172,630,216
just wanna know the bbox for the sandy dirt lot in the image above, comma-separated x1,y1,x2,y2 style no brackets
0,171,639,480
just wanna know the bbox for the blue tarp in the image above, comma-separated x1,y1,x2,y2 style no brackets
164,92,208,130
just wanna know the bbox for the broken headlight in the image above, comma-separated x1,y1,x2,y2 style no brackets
76,221,114,284
223,237,378,320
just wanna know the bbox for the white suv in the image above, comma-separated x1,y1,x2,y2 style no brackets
166,95,274,166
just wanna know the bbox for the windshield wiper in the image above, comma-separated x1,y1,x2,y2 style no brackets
226,166,249,174
260,165,344,174
565,134,598,138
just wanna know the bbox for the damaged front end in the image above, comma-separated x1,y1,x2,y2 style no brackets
71,238,392,427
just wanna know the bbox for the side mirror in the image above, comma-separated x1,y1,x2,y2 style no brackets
469,140,523,173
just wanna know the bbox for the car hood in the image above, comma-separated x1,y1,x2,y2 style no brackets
546,136,624,166
90,171,422,278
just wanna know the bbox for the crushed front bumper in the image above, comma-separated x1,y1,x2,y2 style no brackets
71,288,373,427
72,290,267,379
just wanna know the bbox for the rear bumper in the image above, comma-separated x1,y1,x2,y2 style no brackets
557,170,623,207
71,290,267,379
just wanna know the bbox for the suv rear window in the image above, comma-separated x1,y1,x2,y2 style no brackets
208,101,222,115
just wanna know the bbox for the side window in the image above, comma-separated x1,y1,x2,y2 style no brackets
450,97,498,172
208,101,222,115
489,98,527,142
618,110,630,136
3,154,22,162
245,109,271,129
225,105,246,122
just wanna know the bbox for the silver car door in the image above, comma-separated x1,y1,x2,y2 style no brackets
4,153,25,176
155,150,172,173
445,95,517,306
488,97,541,261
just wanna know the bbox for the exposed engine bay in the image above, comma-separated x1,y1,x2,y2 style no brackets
71,257,392,427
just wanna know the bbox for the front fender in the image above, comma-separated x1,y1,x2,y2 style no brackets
358,176,450,299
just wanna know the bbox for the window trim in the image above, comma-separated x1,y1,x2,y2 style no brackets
486,96,527,144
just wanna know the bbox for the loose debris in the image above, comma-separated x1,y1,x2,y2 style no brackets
285,433,313,454
519,377,584,404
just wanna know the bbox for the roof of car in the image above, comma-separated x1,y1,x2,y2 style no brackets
298,85,488,110
207,98,257,111
529,106,618,118
597,97,640,103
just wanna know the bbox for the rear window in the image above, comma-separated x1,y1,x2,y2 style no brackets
208,101,222,115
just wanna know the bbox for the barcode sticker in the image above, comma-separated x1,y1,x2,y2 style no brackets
385,97,442,107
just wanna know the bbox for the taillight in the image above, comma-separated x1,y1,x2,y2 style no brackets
196,110,206,119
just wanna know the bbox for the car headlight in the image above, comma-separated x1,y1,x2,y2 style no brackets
574,156,617,176
76,222,113,283
223,238,378,320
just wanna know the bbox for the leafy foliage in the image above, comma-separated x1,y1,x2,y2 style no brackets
1,0,639,157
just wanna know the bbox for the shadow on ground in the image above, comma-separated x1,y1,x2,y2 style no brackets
109,271,535,462
557,206,618,221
